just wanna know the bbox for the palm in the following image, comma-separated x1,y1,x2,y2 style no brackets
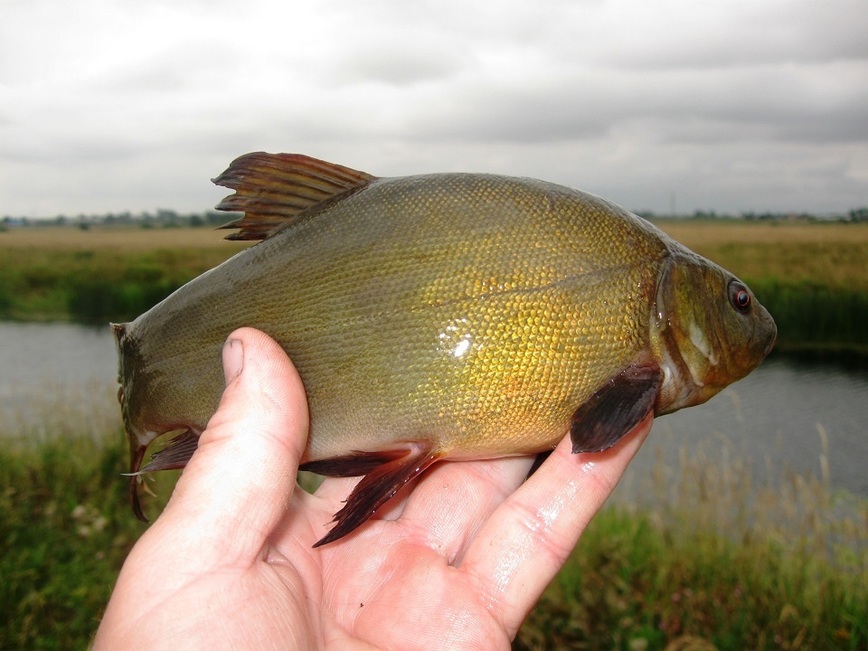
95,329,648,650
268,433,642,649
286,459,540,648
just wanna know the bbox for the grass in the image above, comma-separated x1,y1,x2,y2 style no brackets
654,220,868,292
516,508,865,650
1,220,866,647
749,279,868,351
0,432,178,650
517,436,867,649
2,222,868,352
0,227,249,323
653,220,868,353
0,420,864,649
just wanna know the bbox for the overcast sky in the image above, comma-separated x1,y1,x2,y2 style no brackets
2,0,867,218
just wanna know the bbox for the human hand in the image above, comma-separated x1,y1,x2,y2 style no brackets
94,327,651,649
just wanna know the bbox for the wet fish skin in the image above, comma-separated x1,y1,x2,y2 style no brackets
113,153,776,545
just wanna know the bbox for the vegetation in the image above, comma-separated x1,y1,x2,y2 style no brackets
654,220,868,353
2,221,867,352
517,439,867,650
0,430,181,649
0,227,249,323
0,426,863,650
1,219,866,648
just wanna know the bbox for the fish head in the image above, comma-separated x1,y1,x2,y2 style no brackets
653,249,777,414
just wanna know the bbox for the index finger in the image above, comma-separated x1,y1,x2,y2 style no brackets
459,414,652,637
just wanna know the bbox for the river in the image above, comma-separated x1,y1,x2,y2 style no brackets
1,321,866,498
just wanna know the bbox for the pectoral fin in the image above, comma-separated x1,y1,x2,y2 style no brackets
570,363,661,453
304,443,439,548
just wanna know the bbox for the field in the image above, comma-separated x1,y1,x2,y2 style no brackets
1,221,867,649
2,221,866,352
655,220,868,291
0,226,250,324
656,220,868,354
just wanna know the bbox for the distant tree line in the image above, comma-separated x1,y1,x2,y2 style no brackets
2,206,867,231
0,209,237,230
635,207,868,223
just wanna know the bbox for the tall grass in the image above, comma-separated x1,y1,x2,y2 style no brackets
654,220,868,353
0,432,178,650
516,436,866,650
0,420,864,650
749,279,868,351
654,221,868,288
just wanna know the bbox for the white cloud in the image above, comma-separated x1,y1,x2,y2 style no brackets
1,0,866,217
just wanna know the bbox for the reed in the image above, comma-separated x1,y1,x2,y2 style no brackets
0,421,863,650
749,279,868,351
516,434,866,650
654,220,868,354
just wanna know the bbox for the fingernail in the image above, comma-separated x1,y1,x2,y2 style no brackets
223,337,244,384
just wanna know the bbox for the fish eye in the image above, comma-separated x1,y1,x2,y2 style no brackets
728,280,752,314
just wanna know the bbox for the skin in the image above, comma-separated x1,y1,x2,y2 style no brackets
94,328,652,650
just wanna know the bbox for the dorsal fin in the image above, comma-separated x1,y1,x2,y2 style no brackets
212,152,377,241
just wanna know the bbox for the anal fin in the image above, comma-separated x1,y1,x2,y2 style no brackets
126,429,199,523
136,429,200,474
311,443,439,548
571,363,661,453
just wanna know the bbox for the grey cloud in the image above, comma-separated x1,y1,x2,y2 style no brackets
1,0,866,217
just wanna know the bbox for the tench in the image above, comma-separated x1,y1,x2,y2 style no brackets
113,152,776,546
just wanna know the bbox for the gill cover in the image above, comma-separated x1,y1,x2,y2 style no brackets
654,251,776,413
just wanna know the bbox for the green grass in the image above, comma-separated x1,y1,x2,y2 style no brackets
0,246,237,323
750,279,868,352
654,220,868,354
2,223,868,352
516,437,867,650
0,427,864,650
516,508,865,650
0,432,175,649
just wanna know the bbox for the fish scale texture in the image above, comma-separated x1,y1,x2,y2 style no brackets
120,173,670,460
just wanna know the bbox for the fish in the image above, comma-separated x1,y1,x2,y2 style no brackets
113,152,777,547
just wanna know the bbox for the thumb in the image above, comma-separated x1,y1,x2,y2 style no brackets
154,327,310,563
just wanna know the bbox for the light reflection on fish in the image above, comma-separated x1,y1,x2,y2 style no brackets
113,153,776,546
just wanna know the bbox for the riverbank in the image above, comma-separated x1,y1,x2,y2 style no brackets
1,221,866,648
2,221,866,353
0,426,863,650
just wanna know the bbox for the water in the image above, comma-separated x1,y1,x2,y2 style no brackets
0,322,121,440
1,322,866,497
630,354,868,497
